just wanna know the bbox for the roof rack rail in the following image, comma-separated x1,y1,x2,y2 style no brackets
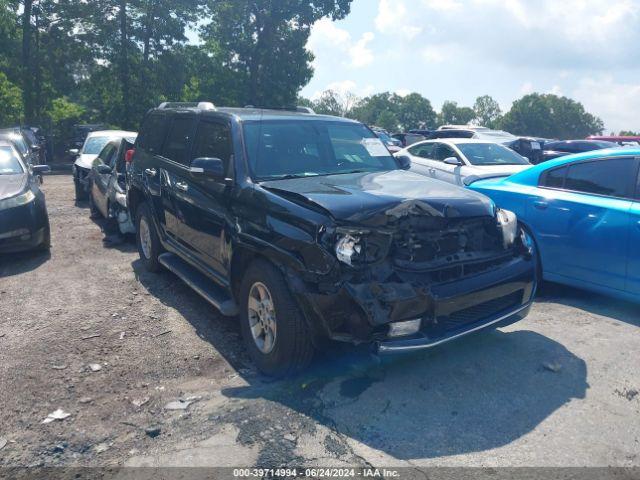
158,102,216,111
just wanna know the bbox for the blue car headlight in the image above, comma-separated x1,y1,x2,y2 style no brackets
0,190,36,212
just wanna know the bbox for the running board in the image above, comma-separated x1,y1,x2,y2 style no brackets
158,253,239,317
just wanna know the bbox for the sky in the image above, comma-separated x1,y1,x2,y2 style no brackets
300,0,640,133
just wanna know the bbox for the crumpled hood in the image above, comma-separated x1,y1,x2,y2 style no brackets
261,170,495,226
0,174,28,200
75,154,98,170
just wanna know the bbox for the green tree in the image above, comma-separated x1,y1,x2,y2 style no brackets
0,71,23,125
312,89,358,117
473,95,502,128
375,110,399,132
619,130,639,136
200,0,353,108
501,93,603,139
396,93,436,130
438,100,475,126
349,92,396,126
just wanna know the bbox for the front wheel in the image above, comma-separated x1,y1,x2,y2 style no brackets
135,203,163,272
239,260,314,377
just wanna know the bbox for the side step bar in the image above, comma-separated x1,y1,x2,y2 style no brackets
158,253,239,317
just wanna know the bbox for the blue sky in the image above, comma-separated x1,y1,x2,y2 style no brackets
300,0,640,133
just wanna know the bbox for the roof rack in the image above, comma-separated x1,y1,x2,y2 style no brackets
158,102,216,111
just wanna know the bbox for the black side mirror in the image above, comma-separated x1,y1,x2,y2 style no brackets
396,155,411,170
190,157,226,181
96,164,113,175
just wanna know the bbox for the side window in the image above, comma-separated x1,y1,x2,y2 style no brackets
138,114,168,154
564,159,635,198
98,144,115,164
540,166,567,188
191,121,232,170
408,143,435,158
163,115,197,165
434,144,458,161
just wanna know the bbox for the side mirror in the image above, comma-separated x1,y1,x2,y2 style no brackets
31,145,41,152
32,165,51,175
443,157,463,166
190,157,225,180
396,155,411,170
69,149,80,157
96,164,113,175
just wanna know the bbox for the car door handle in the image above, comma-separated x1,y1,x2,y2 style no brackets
144,168,157,177
174,182,188,192
533,201,548,210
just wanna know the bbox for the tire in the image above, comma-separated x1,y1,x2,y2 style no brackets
239,260,314,377
135,203,163,272
74,177,87,201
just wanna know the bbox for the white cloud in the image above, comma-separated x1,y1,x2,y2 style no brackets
422,46,445,64
312,80,376,100
395,89,412,97
520,82,534,95
549,85,563,96
375,0,422,39
574,76,640,133
422,0,462,11
308,19,375,69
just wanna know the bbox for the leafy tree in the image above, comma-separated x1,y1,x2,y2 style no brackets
312,89,358,117
199,0,353,108
375,109,399,132
396,93,436,130
473,95,502,128
349,92,396,126
501,93,603,139
0,71,23,125
438,100,475,126
619,130,639,136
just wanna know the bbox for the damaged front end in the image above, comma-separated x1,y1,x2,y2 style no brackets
294,201,536,351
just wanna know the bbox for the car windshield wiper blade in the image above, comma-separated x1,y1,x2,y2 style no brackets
259,173,318,181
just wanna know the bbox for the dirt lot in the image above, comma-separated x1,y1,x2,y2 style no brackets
1,174,639,470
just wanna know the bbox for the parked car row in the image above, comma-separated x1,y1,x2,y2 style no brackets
5,104,636,378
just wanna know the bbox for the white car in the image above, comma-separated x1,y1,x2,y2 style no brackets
398,138,532,186
71,130,136,200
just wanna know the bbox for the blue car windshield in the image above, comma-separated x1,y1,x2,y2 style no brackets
457,143,530,166
0,146,25,175
243,121,398,181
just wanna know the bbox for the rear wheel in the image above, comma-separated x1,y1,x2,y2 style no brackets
239,260,314,377
135,203,163,272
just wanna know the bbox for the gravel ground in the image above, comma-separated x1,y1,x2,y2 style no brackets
0,174,639,471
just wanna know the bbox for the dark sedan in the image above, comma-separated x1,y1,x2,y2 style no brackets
542,140,618,162
0,141,51,253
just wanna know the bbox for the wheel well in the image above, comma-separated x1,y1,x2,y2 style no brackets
127,187,145,219
230,247,258,300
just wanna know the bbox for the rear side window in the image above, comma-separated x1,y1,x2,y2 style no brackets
564,158,635,198
162,115,196,165
138,114,168,154
434,144,459,161
540,166,567,188
191,121,232,170
408,143,435,158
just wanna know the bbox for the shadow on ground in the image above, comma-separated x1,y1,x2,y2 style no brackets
132,259,589,462
0,250,51,277
537,281,639,327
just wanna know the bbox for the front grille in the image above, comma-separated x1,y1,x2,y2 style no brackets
438,290,524,333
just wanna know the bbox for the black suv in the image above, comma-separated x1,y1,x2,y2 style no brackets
128,103,537,376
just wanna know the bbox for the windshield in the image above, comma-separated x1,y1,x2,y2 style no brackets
243,121,399,181
457,143,530,166
83,136,113,155
475,130,517,141
0,146,25,174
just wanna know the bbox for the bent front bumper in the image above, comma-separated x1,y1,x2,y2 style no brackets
299,254,536,347
376,302,532,354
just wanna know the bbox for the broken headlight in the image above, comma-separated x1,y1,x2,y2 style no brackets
335,234,362,266
496,208,518,248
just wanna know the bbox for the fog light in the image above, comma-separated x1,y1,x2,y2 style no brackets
388,319,422,338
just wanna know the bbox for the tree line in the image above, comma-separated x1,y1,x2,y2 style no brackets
0,0,621,149
303,90,608,140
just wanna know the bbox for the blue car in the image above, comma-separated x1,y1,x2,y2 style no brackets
469,148,640,302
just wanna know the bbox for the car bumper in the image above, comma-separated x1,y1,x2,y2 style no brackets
299,255,536,347
0,196,49,253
